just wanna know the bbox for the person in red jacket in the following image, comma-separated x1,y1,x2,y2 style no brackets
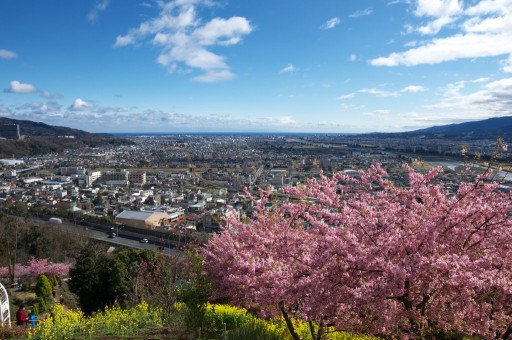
16,304,28,326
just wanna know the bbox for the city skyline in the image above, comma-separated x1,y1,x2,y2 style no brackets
1,0,511,133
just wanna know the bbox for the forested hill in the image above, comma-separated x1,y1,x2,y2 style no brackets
368,116,512,140
0,117,134,157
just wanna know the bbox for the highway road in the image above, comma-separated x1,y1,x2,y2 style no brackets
32,217,181,256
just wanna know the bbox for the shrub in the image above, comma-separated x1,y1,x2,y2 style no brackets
0,325,28,339
33,297,47,314
35,274,52,300
178,250,211,337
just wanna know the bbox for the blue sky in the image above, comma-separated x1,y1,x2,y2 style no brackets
1,0,512,133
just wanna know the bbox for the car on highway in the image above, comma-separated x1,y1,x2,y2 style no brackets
140,238,149,243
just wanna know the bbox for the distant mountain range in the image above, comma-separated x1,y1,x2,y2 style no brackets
0,117,133,158
1,115,511,158
369,116,512,140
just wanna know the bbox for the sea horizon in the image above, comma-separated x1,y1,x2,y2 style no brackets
108,132,358,137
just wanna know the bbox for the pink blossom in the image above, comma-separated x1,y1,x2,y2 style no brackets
204,163,512,338
0,267,8,278
0,258,71,279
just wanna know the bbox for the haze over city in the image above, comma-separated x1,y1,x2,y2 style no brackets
1,0,512,133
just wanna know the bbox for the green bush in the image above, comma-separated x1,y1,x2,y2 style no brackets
31,302,40,315
178,250,212,337
35,274,52,300
34,297,47,314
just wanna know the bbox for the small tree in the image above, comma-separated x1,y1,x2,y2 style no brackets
179,250,212,338
93,191,104,206
69,246,127,315
128,252,184,315
0,216,27,283
144,196,155,206
69,246,155,315
35,274,52,301
33,297,47,314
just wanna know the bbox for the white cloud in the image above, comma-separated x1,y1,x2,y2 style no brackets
471,77,490,83
114,0,253,82
348,54,357,62
349,8,373,18
401,85,425,93
70,98,94,110
415,0,462,18
114,35,136,47
339,103,365,110
360,88,400,97
414,0,462,34
503,56,512,72
360,84,425,97
371,0,512,71
1,96,306,132
320,17,341,30
401,23,415,35
16,101,62,114
463,14,512,34
192,69,236,83
40,91,63,99
4,80,37,94
264,116,297,125
0,49,17,59
279,64,296,74
362,109,391,120
465,0,512,16
337,93,355,100
371,33,512,67
88,0,110,22
193,17,252,46
388,0,411,5
417,16,457,35
424,77,512,122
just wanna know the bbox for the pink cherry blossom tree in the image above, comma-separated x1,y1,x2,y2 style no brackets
204,164,512,339
0,258,71,280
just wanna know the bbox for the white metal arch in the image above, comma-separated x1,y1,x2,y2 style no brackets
0,282,10,328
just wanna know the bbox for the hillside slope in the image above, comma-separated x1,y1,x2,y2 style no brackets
0,117,133,157
369,116,512,140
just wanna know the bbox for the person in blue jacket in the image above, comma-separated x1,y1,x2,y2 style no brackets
28,310,38,327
